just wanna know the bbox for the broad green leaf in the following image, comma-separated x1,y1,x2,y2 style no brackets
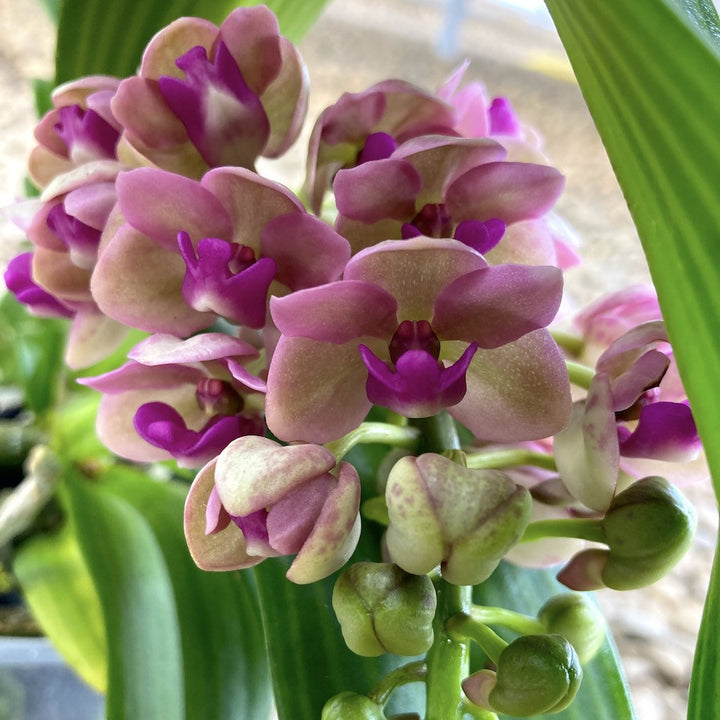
475,563,635,720
55,0,330,83
539,3,720,716
100,465,272,720
0,293,67,415
12,522,107,692
64,473,185,720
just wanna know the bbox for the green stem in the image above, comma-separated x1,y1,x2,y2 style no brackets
407,413,471,720
426,579,472,720
368,661,427,706
445,613,508,664
460,701,499,720
324,422,420,461
468,605,545,636
465,448,557,471
521,517,606,544
550,328,585,356
565,360,596,389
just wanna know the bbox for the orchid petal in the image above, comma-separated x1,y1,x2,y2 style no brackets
445,161,565,224
128,332,258,366
269,281,397,342
432,264,563,348
333,159,422,223
447,330,572,441
116,168,232,251
214,435,335,516
265,336,373,443
554,373,620,512
345,238,487,320
184,458,262,571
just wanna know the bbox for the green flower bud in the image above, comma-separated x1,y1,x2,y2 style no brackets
484,634,582,716
321,692,386,719
601,476,695,590
560,476,696,591
385,454,532,585
538,593,606,664
332,562,436,657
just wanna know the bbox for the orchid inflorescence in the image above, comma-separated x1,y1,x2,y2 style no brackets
5,4,701,717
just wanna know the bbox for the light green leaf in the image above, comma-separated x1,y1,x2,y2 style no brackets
12,522,107,692
100,465,272,720
64,473,185,720
55,0,330,83
540,3,720,718
475,562,635,720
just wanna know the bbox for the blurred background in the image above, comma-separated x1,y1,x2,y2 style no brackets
0,1,716,718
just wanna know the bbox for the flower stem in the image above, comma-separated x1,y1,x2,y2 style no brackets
408,413,471,720
565,360,595,389
446,612,508,664
468,605,545,636
520,517,606,544
324,421,420,461
550,328,585,356
465,448,557,471
368,661,427,706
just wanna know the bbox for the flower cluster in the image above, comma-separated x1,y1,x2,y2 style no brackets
5,5,702,717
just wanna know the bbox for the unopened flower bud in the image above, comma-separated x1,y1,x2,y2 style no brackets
332,562,436,657
464,634,582,716
321,692,386,719
385,454,531,585
537,593,606,664
558,476,695,591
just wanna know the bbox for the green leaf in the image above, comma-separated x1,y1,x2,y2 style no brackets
55,0,330,83
475,563,635,720
12,523,107,692
100,465,272,720
64,473,185,720
0,293,67,415
538,3,720,716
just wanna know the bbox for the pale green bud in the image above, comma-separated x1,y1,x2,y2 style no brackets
332,562,436,657
321,692,386,719
538,593,606,664
385,454,531,585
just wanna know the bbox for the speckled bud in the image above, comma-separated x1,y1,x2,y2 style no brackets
332,562,436,657
537,593,606,664
321,692,386,719
385,453,531,585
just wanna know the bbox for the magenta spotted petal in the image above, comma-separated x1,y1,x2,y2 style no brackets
178,232,276,328
618,402,701,462
158,42,270,169
4,253,74,318
134,401,263,468
359,342,478,417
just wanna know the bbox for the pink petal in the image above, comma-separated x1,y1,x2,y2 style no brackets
265,336,373,443
201,166,304,248
445,162,565,224
344,238,487,320
91,223,215,335
128,332,259,365
269,281,397,343
184,459,263,572
260,213,350,290
286,461,362,584
333,159,422,223
214,436,336,516
63,182,117,230
116,168,233,251
65,309,129,370
447,330,572,441
432,264,563,348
